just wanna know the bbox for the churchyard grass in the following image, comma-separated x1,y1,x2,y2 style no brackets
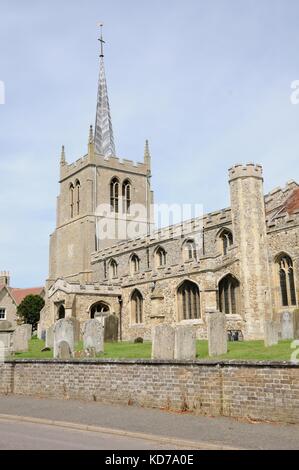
11,337,294,361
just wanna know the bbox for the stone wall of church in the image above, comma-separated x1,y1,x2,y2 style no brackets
267,222,299,320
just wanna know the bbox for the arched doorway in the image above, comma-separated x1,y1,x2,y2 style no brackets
90,302,110,319
57,304,65,320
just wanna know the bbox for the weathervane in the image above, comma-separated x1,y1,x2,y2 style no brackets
97,22,105,58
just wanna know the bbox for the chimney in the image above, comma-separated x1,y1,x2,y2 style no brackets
0,271,10,287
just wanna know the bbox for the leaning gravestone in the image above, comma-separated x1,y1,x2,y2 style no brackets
57,341,72,360
281,311,294,340
207,310,227,357
53,319,75,359
264,320,279,347
174,325,196,360
152,324,175,360
45,325,55,349
83,319,104,354
13,325,30,353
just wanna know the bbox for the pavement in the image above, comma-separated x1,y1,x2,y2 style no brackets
0,395,298,450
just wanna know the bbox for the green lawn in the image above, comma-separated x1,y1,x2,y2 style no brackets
11,336,294,361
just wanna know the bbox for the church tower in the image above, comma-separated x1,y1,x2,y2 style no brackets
48,28,154,286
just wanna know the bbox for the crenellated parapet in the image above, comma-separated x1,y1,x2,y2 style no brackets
60,151,149,182
92,207,232,262
267,210,299,231
228,163,263,182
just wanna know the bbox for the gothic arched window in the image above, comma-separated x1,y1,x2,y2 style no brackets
109,259,118,279
131,289,143,324
177,280,200,320
183,240,197,261
110,177,119,213
122,180,131,214
155,246,167,267
130,254,140,275
70,184,74,218
277,254,297,307
75,180,80,216
219,229,233,255
218,274,240,315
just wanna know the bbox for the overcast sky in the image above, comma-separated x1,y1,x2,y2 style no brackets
1,0,299,287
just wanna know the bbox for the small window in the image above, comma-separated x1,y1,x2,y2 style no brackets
109,259,118,279
0,308,6,320
75,180,80,216
122,180,131,214
110,178,119,213
183,240,197,261
155,246,167,267
70,184,74,218
131,290,143,324
131,254,140,275
219,229,233,255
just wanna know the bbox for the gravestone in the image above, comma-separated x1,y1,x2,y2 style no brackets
83,319,104,354
57,341,72,360
23,324,32,342
207,310,227,357
45,325,55,349
174,325,196,360
264,320,279,347
13,325,30,353
96,313,118,342
53,318,75,359
281,311,294,340
152,324,175,360
0,324,14,359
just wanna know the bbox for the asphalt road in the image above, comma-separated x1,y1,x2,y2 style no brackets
0,418,183,450
0,396,298,450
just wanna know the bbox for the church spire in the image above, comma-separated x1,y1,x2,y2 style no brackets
94,24,116,158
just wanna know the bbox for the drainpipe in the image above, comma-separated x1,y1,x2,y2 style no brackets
118,296,123,341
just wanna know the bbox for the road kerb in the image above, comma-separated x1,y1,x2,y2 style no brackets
0,413,241,450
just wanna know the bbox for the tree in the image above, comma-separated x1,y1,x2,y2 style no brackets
17,295,45,330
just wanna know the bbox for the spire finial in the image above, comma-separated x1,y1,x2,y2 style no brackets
60,145,66,165
97,23,105,58
89,124,94,144
144,139,151,161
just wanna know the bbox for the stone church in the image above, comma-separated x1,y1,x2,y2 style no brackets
39,32,299,341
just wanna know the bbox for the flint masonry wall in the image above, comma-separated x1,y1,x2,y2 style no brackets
0,360,298,424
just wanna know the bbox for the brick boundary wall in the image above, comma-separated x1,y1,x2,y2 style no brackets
0,360,298,424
